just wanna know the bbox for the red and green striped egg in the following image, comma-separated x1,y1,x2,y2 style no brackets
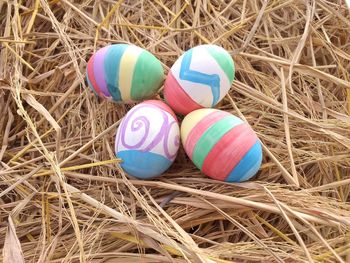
164,44,235,115
86,44,164,103
181,109,262,182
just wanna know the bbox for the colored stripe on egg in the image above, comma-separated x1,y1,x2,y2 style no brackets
225,141,262,182
117,150,172,179
119,45,144,101
179,49,221,107
130,50,164,100
192,115,244,169
93,46,110,97
87,54,103,96
181,109,216,143
164,71,202,115
181,109,262,182
104,44,128,101
87,44,164,103
206,45,235,83
86,73,98,96
201,123,258,181
143,100,178,121
184,110,230,158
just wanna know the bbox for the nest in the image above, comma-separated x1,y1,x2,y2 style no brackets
1,0,350,262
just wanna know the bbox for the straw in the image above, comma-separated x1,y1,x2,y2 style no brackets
0,1,349,262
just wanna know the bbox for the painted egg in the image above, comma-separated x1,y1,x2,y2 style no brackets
86,44,164,103
181,109,262,182
115,100,180,179
164,44,235,115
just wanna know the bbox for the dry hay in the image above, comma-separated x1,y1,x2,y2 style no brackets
0,0,350,262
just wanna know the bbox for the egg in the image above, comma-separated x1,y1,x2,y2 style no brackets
164,44,235,115
86,44,164,103
115,100,180,179
181,109,262,182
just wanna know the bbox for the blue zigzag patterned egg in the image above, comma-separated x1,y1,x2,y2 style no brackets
164,44,235,115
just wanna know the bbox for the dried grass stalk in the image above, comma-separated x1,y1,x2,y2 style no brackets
0,0,350,262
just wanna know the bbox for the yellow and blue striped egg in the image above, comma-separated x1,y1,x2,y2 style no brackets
181,109,262,182
86,44,164,103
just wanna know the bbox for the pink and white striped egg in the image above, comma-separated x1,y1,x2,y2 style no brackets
164,44,235,115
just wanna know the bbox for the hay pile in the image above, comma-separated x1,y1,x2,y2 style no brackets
1,0,350,262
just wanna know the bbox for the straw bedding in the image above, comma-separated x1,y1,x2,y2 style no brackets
0,0,350,262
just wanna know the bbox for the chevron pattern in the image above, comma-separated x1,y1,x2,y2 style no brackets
179,49,221,107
